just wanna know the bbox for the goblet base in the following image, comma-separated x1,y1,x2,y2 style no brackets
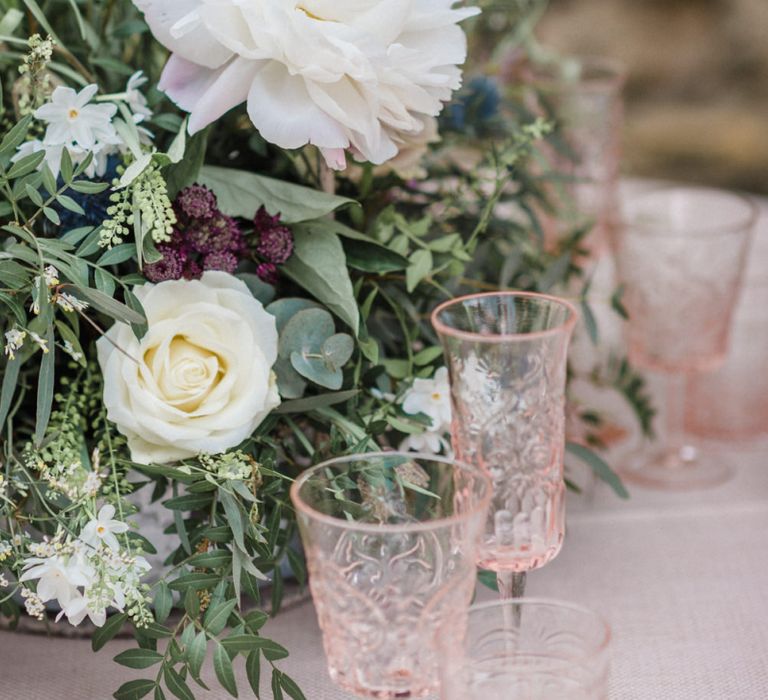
620,446,733,491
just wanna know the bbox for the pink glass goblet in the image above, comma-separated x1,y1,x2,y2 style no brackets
438,598,611,700
432,292,578,600
290,452,492,699
615,186,757,489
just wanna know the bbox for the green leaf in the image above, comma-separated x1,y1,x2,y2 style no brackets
566,442,629,499
165,129,208,199
41,164,57,197
271,670,284,700
34,324,55,445
60,145,73,184
282,224,359,334
70,180,110,194
186,631,207,678
279,673,307,700
21,0,61,43
221,636,288,659
114,648,164,669
0,355,21,428
7,150,45,179
94,267,117,296
163,492,213,511
214,642,238,697
245,650,261,696
138,622,174,639
413,346,444,366
204,599,237,636
0,114,32,157
92,612,128,652
56,194,85,215
169,573,221,592
406,249,433,292
54,320,87,368
580,300,598,345
184,588,200,618
477,569,499,592
218,489,246,552
199,165,355,224
113,679,156,700
163,666,194,700
71,286,145,325
24,183,43,207
154,687,166,700
274,389,358,414
188,550,232,569
166,119,187,164
153,581,173,624
237,272,275,305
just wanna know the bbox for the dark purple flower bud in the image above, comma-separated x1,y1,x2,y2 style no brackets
253,205,282,231
175,185,218,221
203,250,239,274
256,224,294,264
256,262,278,285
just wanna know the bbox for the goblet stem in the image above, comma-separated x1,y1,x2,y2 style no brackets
497,571,526,599
663,372,697,468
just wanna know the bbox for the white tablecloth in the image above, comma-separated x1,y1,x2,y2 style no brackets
2,186,768,699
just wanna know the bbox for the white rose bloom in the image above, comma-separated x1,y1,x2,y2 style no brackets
133,0,478,169
97,272,280,464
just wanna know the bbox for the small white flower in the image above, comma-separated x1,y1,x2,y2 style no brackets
58,593,107,627
4,328,26,360
56,292,89,313
0,573,9,588
82,471,103,496
0,541,12,561
28,331,49,354
126,71,153,123
401,367,452,432
34,84,119,150
80,504,129,551
11,140,110,179
44,265,60,287
400,429,451,454
19,554,93,606
62,340,84,363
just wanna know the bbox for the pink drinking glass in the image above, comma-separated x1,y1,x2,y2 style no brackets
290,452,492,698
519,56,627,256
615,186,758,489
438,598,611,699
432,292,578,600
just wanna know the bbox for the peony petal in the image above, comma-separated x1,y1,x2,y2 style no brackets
246,62,349,151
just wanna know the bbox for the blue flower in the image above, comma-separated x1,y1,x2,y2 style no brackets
442,76,502,133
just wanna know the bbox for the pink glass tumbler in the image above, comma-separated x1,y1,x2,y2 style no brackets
290,452,491,698
432,292,578,600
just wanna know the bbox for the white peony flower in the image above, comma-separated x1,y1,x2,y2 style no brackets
80,505,129,552
374,116,441,180
96,271,280,464
401,366,452,431
133,0,478,169
34,84,119,150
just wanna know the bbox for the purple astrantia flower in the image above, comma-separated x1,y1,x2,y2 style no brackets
144,245,188,283
174,184,218,222
256,262,278,285
203,250,239,274
186,214,244,255
253,206,294,264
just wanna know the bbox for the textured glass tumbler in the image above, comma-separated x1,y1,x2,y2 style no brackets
615,186,757,488
522,56,626,255
432,292,578,599
290,452,492,698
439,599,611,700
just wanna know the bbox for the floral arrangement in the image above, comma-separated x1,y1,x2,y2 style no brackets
0,1,644,698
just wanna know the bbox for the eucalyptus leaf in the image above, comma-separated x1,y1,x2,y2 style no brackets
199,165,355,223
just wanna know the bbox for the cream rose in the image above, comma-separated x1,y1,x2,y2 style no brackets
97,271,280,464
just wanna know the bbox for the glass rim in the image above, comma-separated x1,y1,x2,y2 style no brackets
524,54,628,94
431,291,579,344
465,597,612,661
623,185,759,238
289,451,493,534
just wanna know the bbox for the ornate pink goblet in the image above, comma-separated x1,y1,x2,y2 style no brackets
432,292,578,599
290,452,491,698
615,186,757,488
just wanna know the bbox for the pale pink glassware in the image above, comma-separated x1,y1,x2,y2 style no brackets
686,233,768,441
432,292,578,600
290,452,492,699
615,186,758,489
520,56,627,256
438,598,611,700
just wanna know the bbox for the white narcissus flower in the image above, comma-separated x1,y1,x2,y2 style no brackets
19,554,93,606
58,593,107,627
97,271,281,464
125,71,153,123
401,366,452,431
133,0,478,170
80,504,129,551
400,366,453,454
34,84,119,150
